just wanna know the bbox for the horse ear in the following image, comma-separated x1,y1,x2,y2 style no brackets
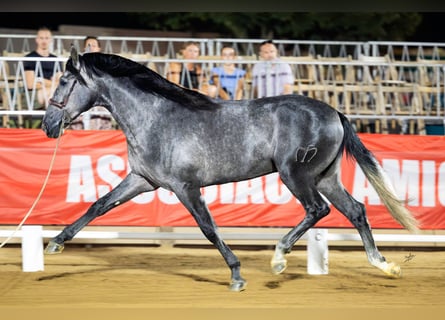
70,45,81,70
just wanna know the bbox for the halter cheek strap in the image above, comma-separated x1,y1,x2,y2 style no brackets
48,80,77,109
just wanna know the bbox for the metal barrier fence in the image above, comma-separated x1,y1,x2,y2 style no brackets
1,54,444,133
0,34,214,57
2,226,444,272
2,34,445,59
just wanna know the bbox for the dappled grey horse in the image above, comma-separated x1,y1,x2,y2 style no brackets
42,47,418,291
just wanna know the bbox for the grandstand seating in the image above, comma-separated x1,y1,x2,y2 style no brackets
0,35,444,133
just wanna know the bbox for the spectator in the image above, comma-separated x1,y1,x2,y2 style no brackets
23,26,63,108
166,41,217,97
251,39,294,98
69,36,114,130
210,46,246,100
84,36,101,53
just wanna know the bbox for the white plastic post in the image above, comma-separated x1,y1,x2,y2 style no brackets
307,228,329,275
21,225,44,272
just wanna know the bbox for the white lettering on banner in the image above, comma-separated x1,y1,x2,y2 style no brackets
131,191,155,204
96,155,125,198
383,159,419,206
438,162,445,206
66,154,294,205
352,164,380,205
353,159,445,207
157,188,180,204
65,154,445,208
220,182,235,203
422,161,436,207
234,177,265,204
265,172,293,204
202,185,218,203
66,155,97,202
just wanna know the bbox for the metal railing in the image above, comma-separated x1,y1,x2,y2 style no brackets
2,34,445,59
0,34,214,57
1,54,444,133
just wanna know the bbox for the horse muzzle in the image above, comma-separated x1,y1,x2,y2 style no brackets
42,105,67,138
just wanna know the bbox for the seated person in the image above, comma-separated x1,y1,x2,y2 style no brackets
69,36,115,130
166,41,217,98
210,46,246,100
251,39,294,98
23,26,63,108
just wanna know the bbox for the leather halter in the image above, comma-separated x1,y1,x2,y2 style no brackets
48,80,77,109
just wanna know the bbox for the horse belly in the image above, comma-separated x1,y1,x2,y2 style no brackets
199,148,275,186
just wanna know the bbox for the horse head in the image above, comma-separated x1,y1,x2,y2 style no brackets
42,46,95,138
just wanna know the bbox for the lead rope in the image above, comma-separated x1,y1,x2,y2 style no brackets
0,122,64,248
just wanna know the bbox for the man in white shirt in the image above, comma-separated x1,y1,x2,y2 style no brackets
252,39,294,98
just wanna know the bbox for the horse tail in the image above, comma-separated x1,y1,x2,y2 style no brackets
337,112,419,232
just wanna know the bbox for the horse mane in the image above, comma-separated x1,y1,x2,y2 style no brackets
67,53,220,110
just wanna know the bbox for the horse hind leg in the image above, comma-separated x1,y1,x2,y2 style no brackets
271,174,331,275
318,175,402,278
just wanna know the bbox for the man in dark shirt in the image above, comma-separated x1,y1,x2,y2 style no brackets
23,26,63,107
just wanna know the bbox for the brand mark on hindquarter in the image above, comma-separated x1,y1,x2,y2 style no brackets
296,146,317,163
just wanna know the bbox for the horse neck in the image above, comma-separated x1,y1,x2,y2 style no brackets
101,82,161,137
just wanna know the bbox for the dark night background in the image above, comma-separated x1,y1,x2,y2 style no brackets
0,12,443,42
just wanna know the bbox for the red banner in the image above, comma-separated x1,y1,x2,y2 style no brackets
1,129,444,229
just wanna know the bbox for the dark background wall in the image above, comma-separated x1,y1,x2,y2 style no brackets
0,12,443,42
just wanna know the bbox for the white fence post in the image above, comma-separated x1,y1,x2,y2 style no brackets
21,225,44,272
307,228,329,275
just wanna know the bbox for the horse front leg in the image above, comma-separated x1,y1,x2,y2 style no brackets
174,186,246,292
45,172,156,254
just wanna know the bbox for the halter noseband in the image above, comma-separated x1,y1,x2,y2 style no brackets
48,80,77,109
48,98,67,109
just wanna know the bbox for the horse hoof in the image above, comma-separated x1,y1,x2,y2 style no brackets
229,280,247,292
44,241,65,254
271,259,287,275
383,262,402,278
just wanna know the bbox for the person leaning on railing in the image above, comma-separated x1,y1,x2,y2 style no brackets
251,39,294,98
210,46,246,100
166,41,217,98
23,26,63,109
